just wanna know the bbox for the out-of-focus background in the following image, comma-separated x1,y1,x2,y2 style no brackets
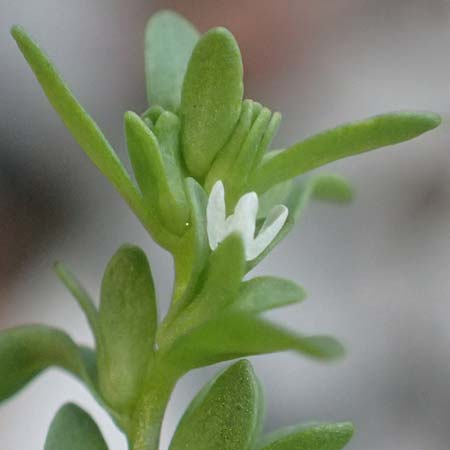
2,0,450,449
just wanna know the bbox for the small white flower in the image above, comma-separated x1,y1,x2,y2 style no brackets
206,180,289,260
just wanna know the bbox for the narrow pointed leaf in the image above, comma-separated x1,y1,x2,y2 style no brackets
227,107,272,207
234,276,306,313
170,177,209,305
250,111,441,194
126,110,189,235
145,10,199,111
125,111,161,220
167,312,344,370
192,233,246,314
45,403,109,450
98,245,157,413
54,262,100,343
10,26,141,214
168,234,246,343
205,99,254,193
169,360,263,450
253,111,282,169
0,325,95,403
259,422,354,450
181,27,244,177
153,111,190,233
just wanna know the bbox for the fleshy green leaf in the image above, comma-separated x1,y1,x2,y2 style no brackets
98,245,157,414
181,27,243,177
169,360,263,450
205,99,254,193
259,422,354,450
253,111,282,169
234,276,306,313
247,173,353,270
145,10,199,111
166,312,344,370
163,234,246,348
250,111,442,194
45,403,109,450
170,177,209,304
125,111,162,221
226,107,272,207
153,111,189,233
0,325,95,403
125,111,188,236
54,262,100,343
189,233,246,316
10,26,142,218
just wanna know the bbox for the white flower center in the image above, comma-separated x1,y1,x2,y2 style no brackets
206,180,288,260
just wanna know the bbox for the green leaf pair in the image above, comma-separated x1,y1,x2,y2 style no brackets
169,360,353,450
42,360,353,450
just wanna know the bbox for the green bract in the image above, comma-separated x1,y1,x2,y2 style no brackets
2,8,442,450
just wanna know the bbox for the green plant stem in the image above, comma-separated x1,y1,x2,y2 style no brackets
129,356,182,450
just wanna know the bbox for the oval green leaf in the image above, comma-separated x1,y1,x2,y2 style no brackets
98,245,157,414
169,360,263,450
181,27,243,177
145,10,199,111
45,403,109,450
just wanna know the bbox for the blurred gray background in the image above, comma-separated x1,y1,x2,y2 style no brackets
1,0,450,449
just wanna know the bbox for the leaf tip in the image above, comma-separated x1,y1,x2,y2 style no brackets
10,24,25,41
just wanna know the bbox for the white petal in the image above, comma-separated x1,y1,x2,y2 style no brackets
226,191,258,245
207,181,226,250
247,205,288,260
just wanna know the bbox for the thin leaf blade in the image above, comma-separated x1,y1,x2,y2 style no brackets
251,111,441,193
167,312,344,370
54,262,100,343
10,26,140,211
